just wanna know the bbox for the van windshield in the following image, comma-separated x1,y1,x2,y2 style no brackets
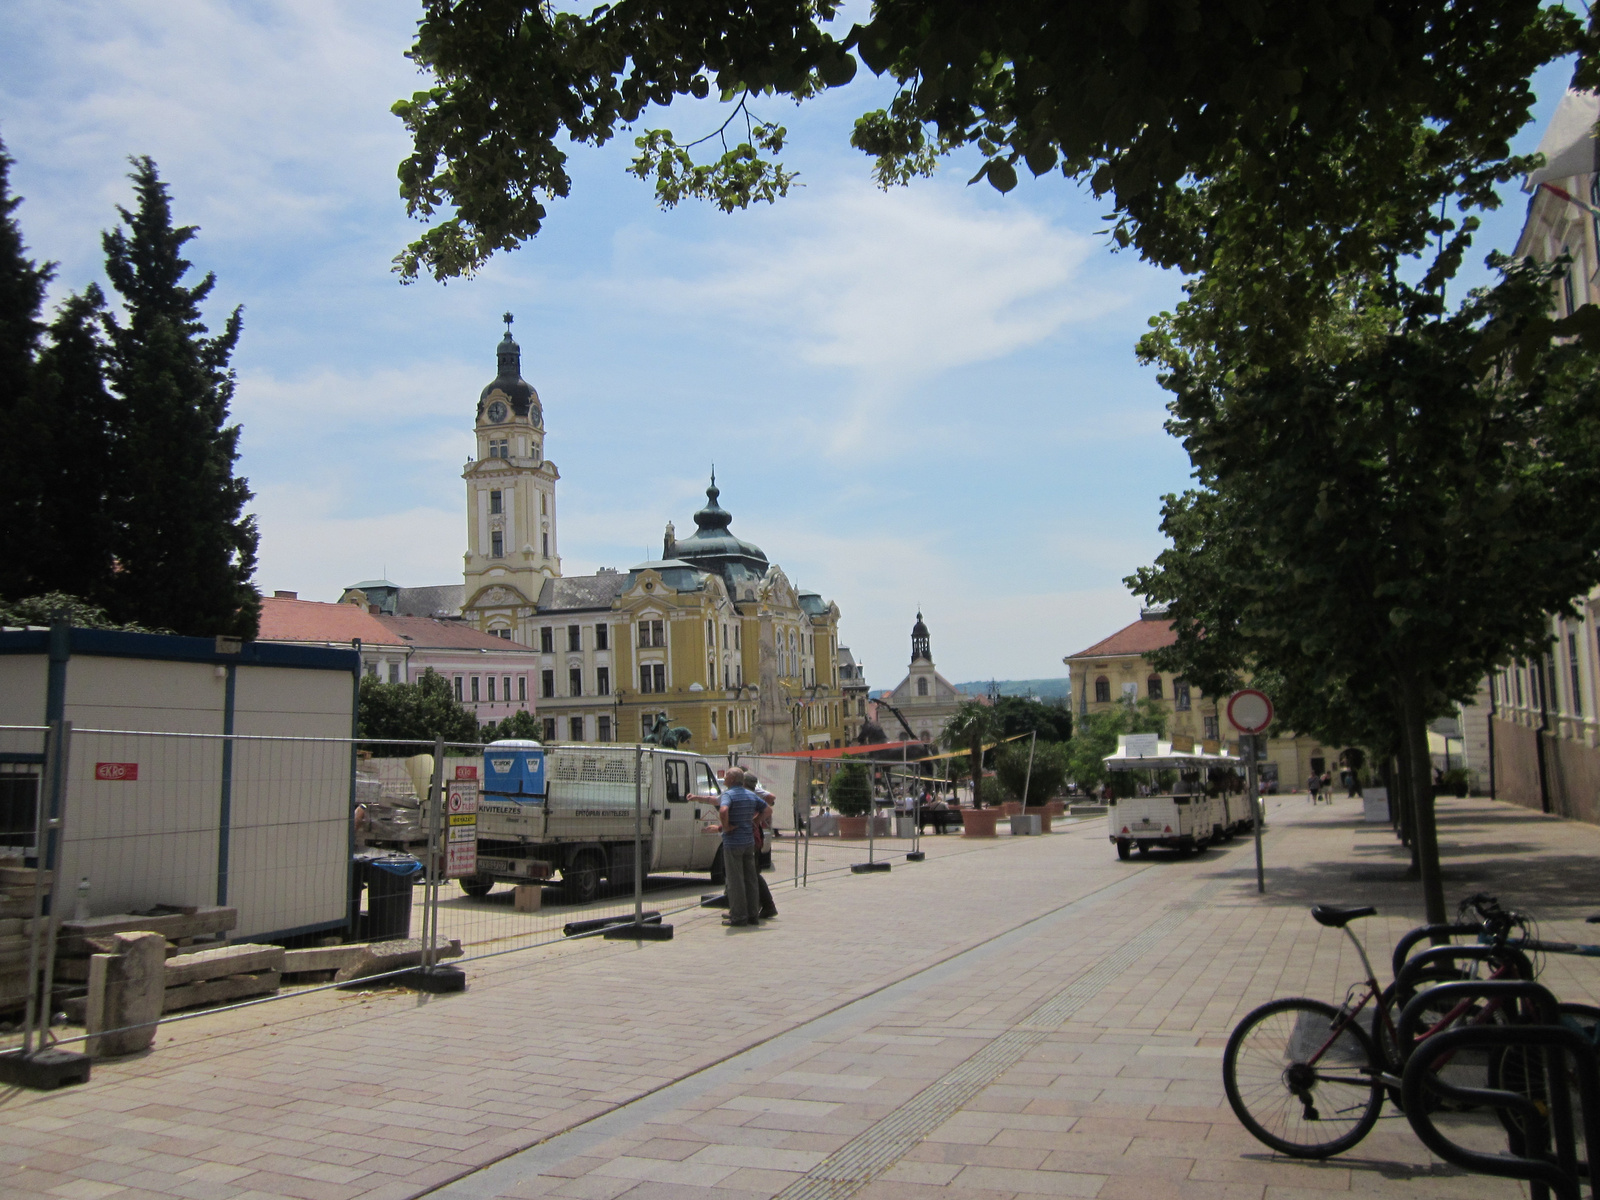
695,762,721,795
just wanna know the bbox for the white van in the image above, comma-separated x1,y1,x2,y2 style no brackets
467,743,730,902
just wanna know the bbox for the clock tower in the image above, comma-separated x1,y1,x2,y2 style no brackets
461,315,560,643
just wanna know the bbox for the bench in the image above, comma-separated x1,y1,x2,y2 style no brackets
917,808,965,834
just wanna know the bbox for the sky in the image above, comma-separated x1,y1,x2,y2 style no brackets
0,2,1578,687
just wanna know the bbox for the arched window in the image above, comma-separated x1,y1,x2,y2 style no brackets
917,678,929,696
1094,676,1111,703
1147,674,1163,699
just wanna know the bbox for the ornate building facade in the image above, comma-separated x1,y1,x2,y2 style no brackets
457,323,846,751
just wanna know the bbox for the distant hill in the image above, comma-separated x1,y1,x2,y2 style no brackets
952,678,1072,701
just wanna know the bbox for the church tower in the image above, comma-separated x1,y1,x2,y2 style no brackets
461,315,561,642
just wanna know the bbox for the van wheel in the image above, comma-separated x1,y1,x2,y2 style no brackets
709,846,726,885
460,876,495,898
1115,839,1132,860
564,851,603,904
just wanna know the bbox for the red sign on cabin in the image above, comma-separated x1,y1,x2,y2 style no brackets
94,762,138,781
454,765,478,780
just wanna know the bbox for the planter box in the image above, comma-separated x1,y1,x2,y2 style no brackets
1362,789,1390,823
1023,807,1053,833
1045,800,1065,817
837,816,869,839
1009,814,1042,836
962,809,1000,838
1000,801,1023,816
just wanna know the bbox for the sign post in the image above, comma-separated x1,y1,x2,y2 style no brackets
1227,690,1275,894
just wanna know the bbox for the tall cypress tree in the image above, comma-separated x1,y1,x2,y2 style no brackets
100,157,259,639
0,135,55,601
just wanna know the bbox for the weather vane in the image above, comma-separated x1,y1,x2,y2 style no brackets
502,311,514,334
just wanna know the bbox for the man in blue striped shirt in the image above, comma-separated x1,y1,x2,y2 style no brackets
718,767,768,927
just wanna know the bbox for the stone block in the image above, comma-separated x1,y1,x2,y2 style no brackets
333,937,462,984
85,931,166,1058
514,883,542,912
163,970,281,1013
164,943,284,986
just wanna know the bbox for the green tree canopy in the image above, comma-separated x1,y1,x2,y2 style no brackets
357,668,481,752
991,694,1072,742
101,157,258,640
393,1,1591,291
1129,254,1600,921
1065,696,1166,795
481,709,544,743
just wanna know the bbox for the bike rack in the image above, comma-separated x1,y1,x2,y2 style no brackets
1400,981,1600,1200
1390,922,1484,982
1395,943,1536,1004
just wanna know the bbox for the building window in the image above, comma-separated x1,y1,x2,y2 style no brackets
639,619,665,647
1174,679,1191,711
487,676,496,702
569,667,583,697
596,666,610,695
568,624,581,652
595,623,609,650
366,663,378,678
1202,715,1219,739
491,531,504,558
707,618,714,645
734,626,741,649
597,715,612,742
518,676,527,702
503,675,511,700
542,532,549,556
916,678,929,697
489,439,508,458
489,489,502,515
1094,676,1111,703
388,662,400,683
642,713,656,740
540,627,553,653
543,717,557,741
569,716,584,741
710,713,719,741
495,628,511,640
1564,247,1578,315
1515,665,1524,707
640,664,666,693
541,669,554,699
454,676,463,701
471,677,480,702
1570,632,1584,717
1147,674,1163,699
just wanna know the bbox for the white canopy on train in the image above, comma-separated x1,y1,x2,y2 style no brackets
1101,732,1242,771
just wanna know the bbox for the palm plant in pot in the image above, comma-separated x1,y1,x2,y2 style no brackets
944,700,1002,836
829,761,872,838
996,742,1069,832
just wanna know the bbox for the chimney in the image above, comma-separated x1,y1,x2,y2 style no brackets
369,604,382,615
273,590,298,600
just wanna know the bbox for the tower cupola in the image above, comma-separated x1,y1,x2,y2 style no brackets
911,611,931,662
477,312,542,425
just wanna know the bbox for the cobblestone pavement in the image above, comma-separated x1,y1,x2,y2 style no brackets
4,794,1598,1200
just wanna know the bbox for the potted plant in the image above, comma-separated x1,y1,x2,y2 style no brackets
944,701,1003,835
995,742,1069,832
829,762,872,838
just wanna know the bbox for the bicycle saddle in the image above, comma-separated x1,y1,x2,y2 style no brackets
1311,903,1377,928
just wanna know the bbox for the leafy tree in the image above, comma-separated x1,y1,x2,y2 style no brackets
992,694,1071,742
942,699,1002,807
0,592,167,633
1129,255,1600,923
1064,697,1166,796
392,3,1590,287
481,709,543,743
357,668,480,752
100,157,258,639
827,761,871,816
0,136,54,602
995,740,1068,805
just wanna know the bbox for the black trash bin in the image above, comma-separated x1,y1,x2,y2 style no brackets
356,853,422,940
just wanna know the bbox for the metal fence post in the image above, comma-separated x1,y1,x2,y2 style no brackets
21,719,70,1054
633,742,643,928
424,739,445,972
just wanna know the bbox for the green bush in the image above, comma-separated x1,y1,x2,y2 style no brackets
995,741,1068,804
976,776,1006,808
828,762,872,816
1438,767,1472,797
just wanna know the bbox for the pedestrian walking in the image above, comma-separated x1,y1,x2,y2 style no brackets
716,767,767,928
1321,771,1333,800
1307,772,1321,804
744,773,780,921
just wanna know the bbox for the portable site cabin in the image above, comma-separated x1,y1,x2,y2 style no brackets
1102,733,1250,858
0,626,359,941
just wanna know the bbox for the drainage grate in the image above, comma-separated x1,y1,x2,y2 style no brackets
771,883,1222,1200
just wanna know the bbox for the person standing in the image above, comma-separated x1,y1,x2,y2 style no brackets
744,773,780,920
1307,772,1322,804
718,767,767,928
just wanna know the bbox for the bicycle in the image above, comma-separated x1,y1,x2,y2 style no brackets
1222,902,1533,1158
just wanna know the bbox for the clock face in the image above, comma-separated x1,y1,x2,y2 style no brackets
487,400,508,423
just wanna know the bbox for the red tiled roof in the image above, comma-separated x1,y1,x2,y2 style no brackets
258,597,404,646
376,613,537,653
1067,617,1176,660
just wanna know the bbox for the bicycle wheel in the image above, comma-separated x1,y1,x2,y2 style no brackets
1223,997,1384,1158
1488,1002,1600,1147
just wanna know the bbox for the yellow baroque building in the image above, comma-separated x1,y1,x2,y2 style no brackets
1064,610,1334,790
460,322,846,752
